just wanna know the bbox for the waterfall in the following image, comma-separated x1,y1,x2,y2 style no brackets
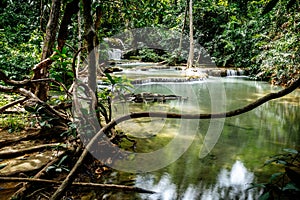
108,48,122,60
226,69,237,76
226,69,246,76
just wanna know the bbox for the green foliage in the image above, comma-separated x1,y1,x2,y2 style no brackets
26,104,58,129
248,148,300,199
97,73,133,123
103,73,133,94
0,94,29,132
50,47,74,89
139,48,164,62
0,1,42,80
262,0,298,15
0,113,28,133
46,155,70,173
61,122,77,137
251,11,300,85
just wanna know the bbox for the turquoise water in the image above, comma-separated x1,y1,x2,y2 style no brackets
109,76,300,199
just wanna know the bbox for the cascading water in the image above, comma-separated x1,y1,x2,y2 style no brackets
226,69,245,77
108,48,122,60
226,69,237,76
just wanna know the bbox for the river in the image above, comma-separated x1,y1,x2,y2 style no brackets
104,69,300,199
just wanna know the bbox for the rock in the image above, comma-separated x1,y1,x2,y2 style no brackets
183,68,208,79
126,93,187,103
103,67,123,73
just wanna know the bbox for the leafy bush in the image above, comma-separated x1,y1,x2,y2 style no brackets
248,148,300,199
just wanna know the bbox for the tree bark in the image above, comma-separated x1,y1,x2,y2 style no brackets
41,0,62,60
32,0,62,101
179,0,188,51
57,0,80,51
187,0,194,68
82,0,97,93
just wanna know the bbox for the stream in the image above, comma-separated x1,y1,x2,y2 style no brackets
104,68,300,199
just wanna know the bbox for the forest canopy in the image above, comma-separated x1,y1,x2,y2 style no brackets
0,0,299,85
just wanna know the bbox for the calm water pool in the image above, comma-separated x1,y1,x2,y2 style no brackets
109,76,300,199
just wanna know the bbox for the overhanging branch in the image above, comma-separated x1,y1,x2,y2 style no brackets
51,77,300,200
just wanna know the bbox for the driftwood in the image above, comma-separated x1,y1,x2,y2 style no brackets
50,77,300,199
0,143,67,159
0,177,155,194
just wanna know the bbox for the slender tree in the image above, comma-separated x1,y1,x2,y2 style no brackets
187,0,194,68
31,0,62,101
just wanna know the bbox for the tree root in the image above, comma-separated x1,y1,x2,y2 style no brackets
0,143,68,159
11,149,71,199
0,177,155,194
0,97,27,113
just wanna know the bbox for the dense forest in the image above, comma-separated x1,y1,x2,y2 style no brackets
1,0,299,85
0,0,299,199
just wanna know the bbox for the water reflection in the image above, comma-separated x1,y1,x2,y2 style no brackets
111,77,299,199
136,160,262,200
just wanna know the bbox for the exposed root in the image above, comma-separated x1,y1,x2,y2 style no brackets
0,177,155,194
0,143,68,159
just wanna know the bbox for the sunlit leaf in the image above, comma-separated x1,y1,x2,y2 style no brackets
62,47,67,54
105,73,115,85
276,160,287,165
46,166,56,172
55,168,62,172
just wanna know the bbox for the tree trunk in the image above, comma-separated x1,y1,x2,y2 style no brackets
82,0,97,93
41,0,61,60
178,0,188,51
57,0,80,52
32,0,62,101
187,0,194,68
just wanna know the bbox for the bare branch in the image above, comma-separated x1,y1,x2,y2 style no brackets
0,177,155,194
0,97,27,113
0,143,67,159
